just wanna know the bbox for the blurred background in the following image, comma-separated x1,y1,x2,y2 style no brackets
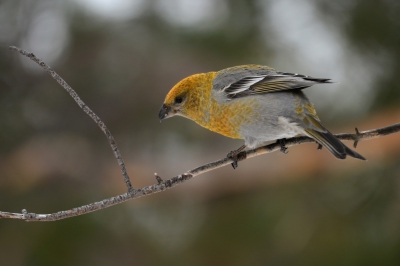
1,0,400,265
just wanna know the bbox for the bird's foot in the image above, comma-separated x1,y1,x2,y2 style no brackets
227,151,239,169
277,139,288,154
227,145,246,169
316,143,323,150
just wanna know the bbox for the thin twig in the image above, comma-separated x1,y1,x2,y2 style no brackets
1,46,399,222
8,46,134,193
1,123,399,221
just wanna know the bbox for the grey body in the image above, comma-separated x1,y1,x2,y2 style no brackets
212,89,310,149
210,65,365,160
240,91,309,149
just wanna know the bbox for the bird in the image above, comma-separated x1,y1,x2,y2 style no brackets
159,64,365,168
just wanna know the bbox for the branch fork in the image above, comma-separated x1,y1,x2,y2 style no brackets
1,46,399,221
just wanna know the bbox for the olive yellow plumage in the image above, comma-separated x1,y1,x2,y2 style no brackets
159,64,365,166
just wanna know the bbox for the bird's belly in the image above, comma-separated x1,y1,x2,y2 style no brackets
239,114,304,148
201,92,307,146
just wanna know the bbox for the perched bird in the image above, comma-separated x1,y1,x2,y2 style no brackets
159,65,365,168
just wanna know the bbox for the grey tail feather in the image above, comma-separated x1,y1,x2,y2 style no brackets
309,130,366,160
344,145,366,160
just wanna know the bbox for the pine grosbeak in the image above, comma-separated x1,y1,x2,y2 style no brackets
159,65,365,168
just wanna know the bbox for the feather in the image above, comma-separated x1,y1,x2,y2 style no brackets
302,115,366,160
213,67,334,99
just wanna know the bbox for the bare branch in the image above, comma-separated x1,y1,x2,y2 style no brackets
8,46,133,193
0,173,193,221
2,123,399,221
1,46,399,222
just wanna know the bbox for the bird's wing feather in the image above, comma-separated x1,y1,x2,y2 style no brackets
213,66,333,99
302,114,366,160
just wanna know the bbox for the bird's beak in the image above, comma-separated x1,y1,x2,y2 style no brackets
158,104,171,121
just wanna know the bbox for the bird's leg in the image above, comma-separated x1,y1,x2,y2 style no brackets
227,145,246,169
277,139,288,154
316,143,323,150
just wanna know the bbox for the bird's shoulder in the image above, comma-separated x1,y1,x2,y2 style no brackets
213,65,276,91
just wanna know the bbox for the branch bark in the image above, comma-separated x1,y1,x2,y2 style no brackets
8,46,134,193
1,46,399,222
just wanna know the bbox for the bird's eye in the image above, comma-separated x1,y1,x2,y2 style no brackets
175,97,183,104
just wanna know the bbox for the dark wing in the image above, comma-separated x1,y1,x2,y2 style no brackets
213,66,333,99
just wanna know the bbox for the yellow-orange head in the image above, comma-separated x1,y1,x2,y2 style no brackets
159,72,217,123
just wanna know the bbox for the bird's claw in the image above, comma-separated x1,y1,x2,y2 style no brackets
231,161,238,169
227,151,239,169
278,139,288,154
227,145,246,169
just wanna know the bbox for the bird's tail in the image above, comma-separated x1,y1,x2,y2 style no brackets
305,128,366,160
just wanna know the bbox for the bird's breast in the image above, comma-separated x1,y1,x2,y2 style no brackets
196,97,258,139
